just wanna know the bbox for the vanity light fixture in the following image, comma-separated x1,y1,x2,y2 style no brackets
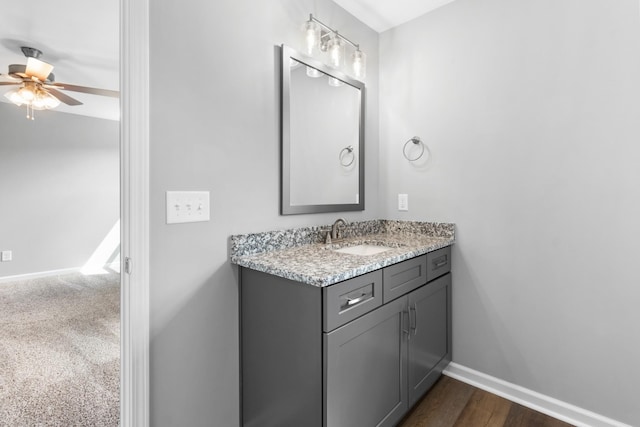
302,14,367,79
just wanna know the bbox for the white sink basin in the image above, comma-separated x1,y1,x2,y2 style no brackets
333,244,393,256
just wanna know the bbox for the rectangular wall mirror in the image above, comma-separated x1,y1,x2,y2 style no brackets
281,45,365,215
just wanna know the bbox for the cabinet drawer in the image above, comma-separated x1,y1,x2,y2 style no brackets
426,246,451,282
323,270,383,332
383,255,427,303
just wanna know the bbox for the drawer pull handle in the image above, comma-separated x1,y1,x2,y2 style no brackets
346,295,367,306
433,256,448,269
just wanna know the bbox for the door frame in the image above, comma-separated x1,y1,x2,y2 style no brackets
120,0,150,425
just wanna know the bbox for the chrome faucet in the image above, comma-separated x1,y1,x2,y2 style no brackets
331,218,348,240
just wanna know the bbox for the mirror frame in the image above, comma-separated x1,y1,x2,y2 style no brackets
281,44,365,215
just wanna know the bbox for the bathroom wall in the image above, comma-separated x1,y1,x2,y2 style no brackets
0,103,119,278
380,0,640,424
149,1,379,425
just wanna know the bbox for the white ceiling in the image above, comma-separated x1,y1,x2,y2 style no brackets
333,0,457,32
0,0,119,121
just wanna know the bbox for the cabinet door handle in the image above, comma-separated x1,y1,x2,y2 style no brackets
410,303,418,335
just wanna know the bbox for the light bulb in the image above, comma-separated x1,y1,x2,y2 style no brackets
352,49,366,79
327,33,344,68
303,19,320,56
306,66,322,78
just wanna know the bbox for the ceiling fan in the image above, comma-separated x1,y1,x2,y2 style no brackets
0,46,119,119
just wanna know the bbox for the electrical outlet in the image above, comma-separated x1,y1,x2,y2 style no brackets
1,250,12,262
398,194,409,211
166,191,211,224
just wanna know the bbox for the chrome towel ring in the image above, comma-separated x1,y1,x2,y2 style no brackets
403,136,425,162
339,146,355,167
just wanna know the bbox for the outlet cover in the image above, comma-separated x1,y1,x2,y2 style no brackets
1,250,12,262
398,194,409,211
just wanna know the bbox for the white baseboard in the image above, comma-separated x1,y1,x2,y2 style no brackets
0,267,81,283
0,263,120,283
443,362,632,427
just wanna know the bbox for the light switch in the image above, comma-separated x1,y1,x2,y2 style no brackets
398,194,409,211
166,191,210,224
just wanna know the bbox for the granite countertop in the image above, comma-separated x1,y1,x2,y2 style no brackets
230,220,455,287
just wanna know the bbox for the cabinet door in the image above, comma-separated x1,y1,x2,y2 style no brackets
324,297,408,427
407,273,451,406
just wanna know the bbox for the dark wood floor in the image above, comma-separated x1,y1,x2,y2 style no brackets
398,376,575,427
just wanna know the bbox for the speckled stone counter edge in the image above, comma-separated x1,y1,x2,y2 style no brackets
230,220,455,287
230,220,454,259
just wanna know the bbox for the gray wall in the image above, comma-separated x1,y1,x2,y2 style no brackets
380,0,640,425
149,1,379,425
0,103,119,278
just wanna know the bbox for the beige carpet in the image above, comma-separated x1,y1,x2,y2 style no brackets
0,272,120,426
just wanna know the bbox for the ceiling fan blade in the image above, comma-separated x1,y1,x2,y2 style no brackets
0,73,22,82
25,57,55,81
0,82,20,86
51,82,119,98
46,87,83,106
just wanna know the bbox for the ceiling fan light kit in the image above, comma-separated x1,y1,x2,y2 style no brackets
4,82,61,120
1,46,119,120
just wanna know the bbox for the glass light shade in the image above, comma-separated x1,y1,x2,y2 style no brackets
31,92,48,110
352,49,366,79
4,89,24,106
306,66,322,78
18,85,36,102
328,77,344,87
327,33,344,68
303,20,320,56
43,91,61,109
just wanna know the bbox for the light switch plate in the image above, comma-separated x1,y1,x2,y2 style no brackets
1,250,12,262
166,191,211,224
398,194,409,211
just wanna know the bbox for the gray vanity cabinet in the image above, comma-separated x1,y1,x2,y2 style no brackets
324,272,451,427
325,296,408,427
240,246,452,427
407,273,451,406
